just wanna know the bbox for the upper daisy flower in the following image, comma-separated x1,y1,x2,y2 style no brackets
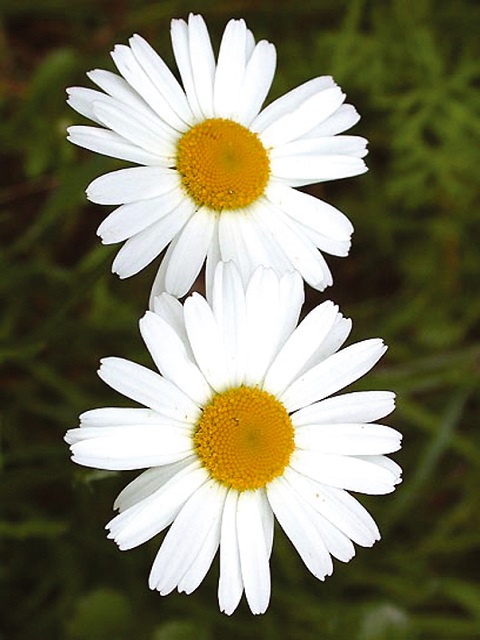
65,263,401,615
67,14,368,298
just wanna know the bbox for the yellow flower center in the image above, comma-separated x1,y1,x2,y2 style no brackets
193,386,294,492
176,118,270,211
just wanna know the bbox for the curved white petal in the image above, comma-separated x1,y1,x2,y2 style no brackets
257,202,333,290
291,449,400,494
271,153,368,185
148,479,226,594
302,103,361,137
139,310,211,405
264,301,340,397
218,490,244,615
283,468,380,547
183,292,228,392
271,135,368,160
292,391,396,426
97,356,199,422
111,198,194,277
92,99,176,157
68,424,192,470
162,207,215,296
235,40,276,125
97,187,185,245
210,262,248,387
113,459,193,511
108,462,207,549
151,293,189,343
186,14,216,119
259,86,345,147
280,339,387,413
294,423,402,455
267,477,333,579
67,126,163,165
87,166,180,205
265,182,353,252
128,34,194,128
253,76,336,133
237,490,271,615
78,406,172,428
214,19,248,118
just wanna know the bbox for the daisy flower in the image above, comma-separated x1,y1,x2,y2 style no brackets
66,14,368,299
65,263,401,615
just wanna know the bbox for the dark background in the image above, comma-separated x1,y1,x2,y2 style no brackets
1,0,480,638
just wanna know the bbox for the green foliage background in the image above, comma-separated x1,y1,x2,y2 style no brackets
1,0,480,638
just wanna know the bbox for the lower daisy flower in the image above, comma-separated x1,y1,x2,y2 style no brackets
66,13,368,298
65,264,401,615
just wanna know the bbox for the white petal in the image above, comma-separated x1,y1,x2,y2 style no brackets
67,408,187,444
67,125,163,165
266,182,353,247
186,14,216,119
113,459,192,511
170,17,203,120
281,339,387,413
87,166,180,205
183,292,228,392
67,87,105,125
111,197,194,277
97,187,186,245
294,423,402,455
235,40,276,125
253,76,336,134
357,455,403,485
291,449,400,494
162,207,215,296
108,462,207,549
259,86,345,147
301,103,360,137
151,293,189,342
242,267,285,385
218,490,244,615
210,262,248,387
293,391,396,426
271,135,368,160
237,490,271,615
283,467,380,547
218,210,276,285
257,202,333,290
148,479,226,594
267,477,333,579
78,407,171,428
213,19,248,118
128,34,194,128
88,68,157,115
68,424,192,470
270,153,368,185
97,356,199,422
204,217,222,302
264,301,340,397
92,99,176,157
139,311,211,405
177,489,225,594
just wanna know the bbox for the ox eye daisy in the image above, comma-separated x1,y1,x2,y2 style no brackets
65,263,401,615
67,13,368,298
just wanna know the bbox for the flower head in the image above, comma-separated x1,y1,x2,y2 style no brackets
65,263,401,615
67,14,368,298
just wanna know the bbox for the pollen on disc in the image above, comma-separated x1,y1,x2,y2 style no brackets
176,118,270,212
193,386,294,492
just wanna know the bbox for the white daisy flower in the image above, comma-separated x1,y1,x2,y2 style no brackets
65,263,401,615
66,14,368,299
